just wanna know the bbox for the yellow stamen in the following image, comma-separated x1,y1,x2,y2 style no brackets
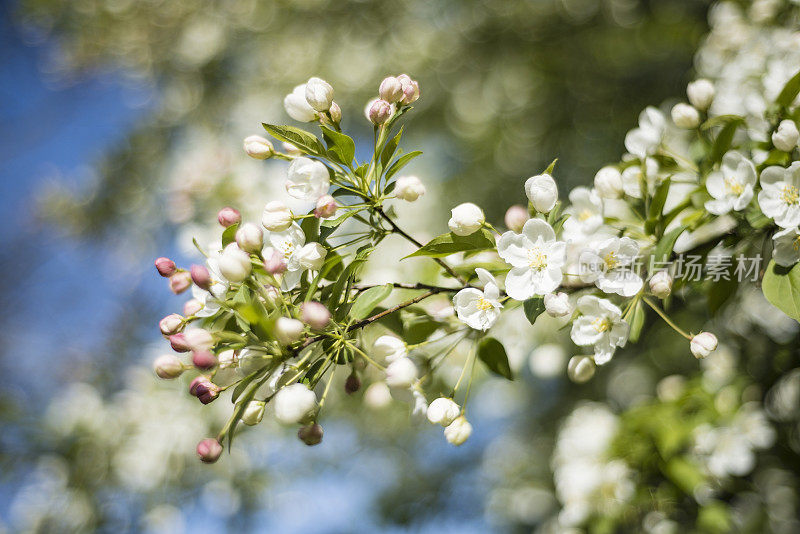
603,252,619,270
282,242,295,258
578,209,593,221
724,177,743,195
592,317,611,333
476,297,494,311
781,184,799,205
528,248,548,270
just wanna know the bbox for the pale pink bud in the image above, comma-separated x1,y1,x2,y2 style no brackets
297,423,324,446
184,328,214,351
183,299,203,317
217,206,241,227
379,76,403,103
154,257,176,277
189,376,221,404
282,142,302,156
159,313,184,336
301,301,331,330
169,333,191,352
504,205,528,232
397,74,420,105
368,99,392,125
263,249,287,275
275,317,305,345
196,438,223,463
690,332,718,359
169,272,192,294
314,195,337,218
190,264,212,290
192,350,218,370
153,354,184,379
328,101,342,123
243,135,273,159
235,223,263,253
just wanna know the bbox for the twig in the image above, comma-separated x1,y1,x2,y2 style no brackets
354,282,469,292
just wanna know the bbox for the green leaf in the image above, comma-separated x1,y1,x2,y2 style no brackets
625,299,646,343
320,125,355,165
776,69,800,108
543,158,557,175
384,150,422,181
404,229,495,259
477,337,513,380
262,123,325,156
327,246,373,309
710,118,743,163
222,223,239,247
648,177,671,220
762,259,800,322
381,126,403,168
522,297,545,325
300,215,320,243
653,225,687,263
350,284,393,320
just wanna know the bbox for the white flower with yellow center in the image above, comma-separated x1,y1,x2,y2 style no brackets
570,295,629,364
453,268,503,331
562,187,603,241
758,162,800,228
704,151,756,215
772,227,800,267
624,106,666,159
579,237,643,297
497,219,567,301
263,223,327,290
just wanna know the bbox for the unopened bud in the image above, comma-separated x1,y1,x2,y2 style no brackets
275,317,305,345
396,74,420,105
196,438,223,463
314,195,337,218
594,167,624,199
169,272,192,294
427,397,460,427
344,372,361,394
368,99,392,125
153,354,184,379
190,264,212,289
189,376,221,404
671,103,700,129
301,301,331,330
263,249,287,275
242,400,266,426
443,415,472,446
218,243,252,282
183,298,203,317
192,350,217,370
235,223,264,253
504,205,528,232
690,332,718,359
297,423,324,446
261,201,293,232
385,357,418,388
328,101,342,123
649,270,673,299
154,257,176,277
243,135,274,159
184,328,214,351
379,76,404,103
567,355,596,383
394,176,426,202
217,207,241,228
305,77,334,112
687,79,714,110
525,174,558,213
169,333,191,353
544,292,571,317
772,120,799,152
159,313,184,336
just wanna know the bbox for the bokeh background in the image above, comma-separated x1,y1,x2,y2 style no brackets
3,0,798,532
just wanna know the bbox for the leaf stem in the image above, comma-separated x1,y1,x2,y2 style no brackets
642,296,692,340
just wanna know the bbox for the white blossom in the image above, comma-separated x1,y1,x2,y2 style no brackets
687,79,715,110
285,157,330,201
624,107,666,159
394,176,426,201
579,237,643,297
385,357,418,388
758,162,800,228
570,295,629,364
621,157,660,199
593,167,623,199
263,223,324,290
273,383,317,424
304,77,334,112
217,243,252,283
274,317,304,345
704,151,756,215
448,202,485,236
671,103,700,129
544,292,571,317
772,119,799,152
261,201,293,231
498,218,566,301
772,226,800,267
453,268,503,330
444,415,472,446
562,187,603,240
372,335,407,363
283,84,318,122
427,397,460,427
525,173,558,213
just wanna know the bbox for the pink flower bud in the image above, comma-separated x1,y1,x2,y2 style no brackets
217,207,241,228
297,423,324,446
190,264,212,290
397,74,420,105
192,350,218,370
153,354,184,379
344,372,361,394
154,257,176,277
301,301,331,330
235,223,263,253
169,272,192,294
184,328,214,351
196,438,223,463
379,76,403,103
159,313,184,336
282,142,302,156
314,195,337,218
329,101,342,123
189,376,221,404
183,299,203,317
368,99,392,125
169,333,191,352
504,205,529,232
264,249,287,275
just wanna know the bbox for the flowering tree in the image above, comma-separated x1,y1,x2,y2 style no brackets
153,34,800,465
